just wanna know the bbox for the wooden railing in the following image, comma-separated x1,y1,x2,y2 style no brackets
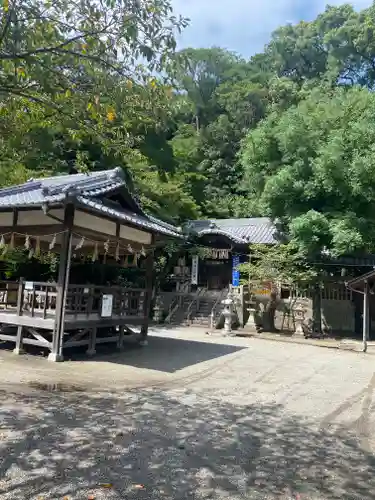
186,288,204,324
0,280,58,318
0,280,146,319
66,285,145,318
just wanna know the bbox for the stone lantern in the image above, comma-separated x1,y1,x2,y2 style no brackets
294,300,307,335
244,293,258,333
222,294,234,335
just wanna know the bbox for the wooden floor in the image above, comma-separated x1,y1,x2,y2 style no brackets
0,310,55,329
0,309,144,331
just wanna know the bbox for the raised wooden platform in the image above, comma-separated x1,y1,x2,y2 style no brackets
0,280,148,359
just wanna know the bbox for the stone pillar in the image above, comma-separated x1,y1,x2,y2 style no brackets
294,301,307,336
244,295,258,333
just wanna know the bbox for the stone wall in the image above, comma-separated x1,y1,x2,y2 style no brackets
253,291,356,334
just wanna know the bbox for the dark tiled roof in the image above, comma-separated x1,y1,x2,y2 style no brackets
77,197,182,238
187,217,278,244
0,168,182,238
0,168,126,207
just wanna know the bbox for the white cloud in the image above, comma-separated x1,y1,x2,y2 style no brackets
171,0,374,57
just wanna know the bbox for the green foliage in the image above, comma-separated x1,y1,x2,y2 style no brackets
0,0,197,222
5,0,375,258
168,47,269,217
239,244,317,287
240,85,375,256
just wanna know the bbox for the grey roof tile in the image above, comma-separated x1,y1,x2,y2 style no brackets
77,197,182,238
0,168,125,207
0,168,182,238
188,217,277,244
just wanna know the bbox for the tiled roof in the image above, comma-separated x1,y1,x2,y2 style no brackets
187,217,278,244
0,168,182,238
77,197,182,238
0,168,126,207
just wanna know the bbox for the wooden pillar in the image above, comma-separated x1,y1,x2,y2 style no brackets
13,326,24,355
13,278,24,354
139,248,154,346
87,327,97,356
117,325,125,349
363,281,370,353
48,203,74,362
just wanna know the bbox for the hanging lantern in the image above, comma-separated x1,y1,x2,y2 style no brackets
104,239,110,254
48,234,57,250
127,244,133,254
49,233,57,251
115,242,120,261
75,236,85,250
141,246,146,257
92,243,98,262
24,234,31,250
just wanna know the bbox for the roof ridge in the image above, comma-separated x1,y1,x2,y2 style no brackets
42,168,125,196
41,167,123,183
0,180,42,198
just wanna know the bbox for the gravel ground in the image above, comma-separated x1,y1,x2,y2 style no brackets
0,327,375,499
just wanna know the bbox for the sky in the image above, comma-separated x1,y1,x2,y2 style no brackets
171,0,373,58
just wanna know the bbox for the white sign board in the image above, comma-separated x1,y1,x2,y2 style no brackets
101,294,113,317
24,281,34,291
191,255,199,285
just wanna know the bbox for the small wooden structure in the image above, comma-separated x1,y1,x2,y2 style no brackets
346,269,375,352
0,168,181,361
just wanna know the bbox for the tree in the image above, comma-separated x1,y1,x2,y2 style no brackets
0,0,188,180
169,47,270,217
172,47,241,131
240,85,375,257
0,0,186,100
0,0,202,222
240,244,317,288
239,243,318,332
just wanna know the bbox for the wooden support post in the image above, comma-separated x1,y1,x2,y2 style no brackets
13,279,24,354
13,326,24,355
49,204,74,362
117,325,125,350
87,327,97,356
363,281,370,353
139,249,154,346
16,278,23,316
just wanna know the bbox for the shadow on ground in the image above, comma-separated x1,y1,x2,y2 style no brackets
1,332,246,373
0,386,374,499
90,335,246,373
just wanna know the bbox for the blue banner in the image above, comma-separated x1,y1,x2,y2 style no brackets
232,255,240,287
